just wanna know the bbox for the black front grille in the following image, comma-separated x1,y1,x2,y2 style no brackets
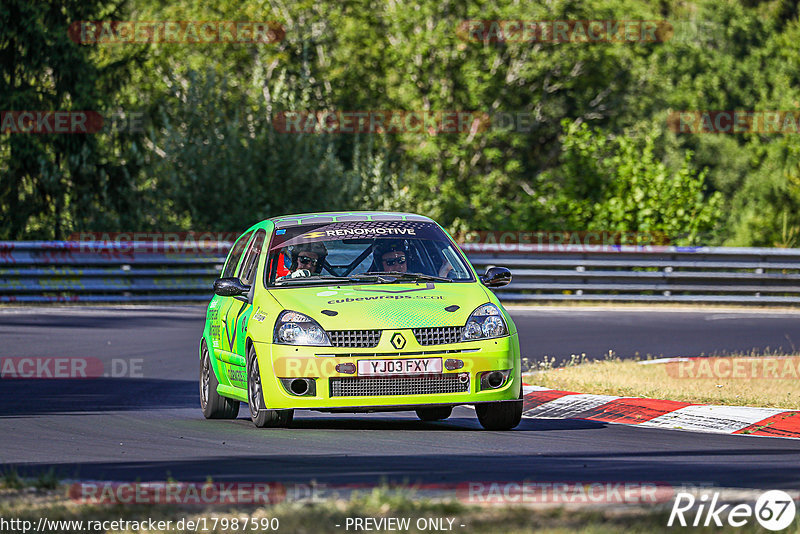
328,330,381,348
330,374,469,397
412,326,463,345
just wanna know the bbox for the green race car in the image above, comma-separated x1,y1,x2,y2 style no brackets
199,211,522,430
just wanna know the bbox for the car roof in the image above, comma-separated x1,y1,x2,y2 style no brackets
267,211,434,229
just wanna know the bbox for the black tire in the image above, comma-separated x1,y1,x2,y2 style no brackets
200,341,240,419
475,400,522,430
247,345,293,428
415,406,453,421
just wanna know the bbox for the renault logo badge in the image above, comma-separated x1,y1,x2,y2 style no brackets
390,332,406,350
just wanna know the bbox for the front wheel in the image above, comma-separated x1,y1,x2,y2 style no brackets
200,341,240,419
247,345,293,428
475,400,522,430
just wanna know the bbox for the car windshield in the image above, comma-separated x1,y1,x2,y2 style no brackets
265,220,475,286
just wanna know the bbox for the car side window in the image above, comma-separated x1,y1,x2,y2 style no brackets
222,231,253,278
238,230,266,286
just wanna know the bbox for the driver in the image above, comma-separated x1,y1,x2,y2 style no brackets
373,240,409,273
284,242,328,278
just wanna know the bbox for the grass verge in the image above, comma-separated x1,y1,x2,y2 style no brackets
1,484,796,534
523,353,800,409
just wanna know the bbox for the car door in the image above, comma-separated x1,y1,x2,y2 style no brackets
222,229,266,389
208,230,252,382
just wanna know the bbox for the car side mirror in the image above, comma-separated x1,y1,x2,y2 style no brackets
213,277,251,297
481,266,512,288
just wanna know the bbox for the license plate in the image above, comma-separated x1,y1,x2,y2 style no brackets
358,358,442,376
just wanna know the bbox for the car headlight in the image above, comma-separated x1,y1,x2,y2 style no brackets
274,310,331,346
461,303,508,341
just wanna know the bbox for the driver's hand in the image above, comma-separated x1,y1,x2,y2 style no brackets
438,262,453,278
291,269,311,278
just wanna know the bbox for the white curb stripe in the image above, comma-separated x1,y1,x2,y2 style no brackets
523,394,620,419
522,384,549,394
639,405,786,434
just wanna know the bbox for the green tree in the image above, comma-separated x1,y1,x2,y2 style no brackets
0,0,144,239
6,0,800,246
536,121,722,244
145,67,409,231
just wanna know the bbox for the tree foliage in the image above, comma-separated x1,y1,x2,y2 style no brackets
1,0,797,245
0,0,145,239
536,121,722,244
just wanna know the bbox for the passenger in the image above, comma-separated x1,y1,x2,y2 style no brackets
371,240,453,277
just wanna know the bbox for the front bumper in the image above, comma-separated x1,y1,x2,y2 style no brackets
253,332,521,410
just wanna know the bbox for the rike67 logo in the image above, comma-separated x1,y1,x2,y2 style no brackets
669,490,796,531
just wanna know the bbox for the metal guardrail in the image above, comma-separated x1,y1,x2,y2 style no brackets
0,241,225,303
463,244,800,304
2,241,800,304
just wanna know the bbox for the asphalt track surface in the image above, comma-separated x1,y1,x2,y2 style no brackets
2,305,800,490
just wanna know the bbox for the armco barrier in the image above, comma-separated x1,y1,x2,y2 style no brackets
0,241,225,303
463,243,800,304
1,241,800,304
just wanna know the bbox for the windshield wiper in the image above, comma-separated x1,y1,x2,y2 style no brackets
273,275,351,285
275,273,451,286
365,271,453,282
274,274,393,286
344,274,396,283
